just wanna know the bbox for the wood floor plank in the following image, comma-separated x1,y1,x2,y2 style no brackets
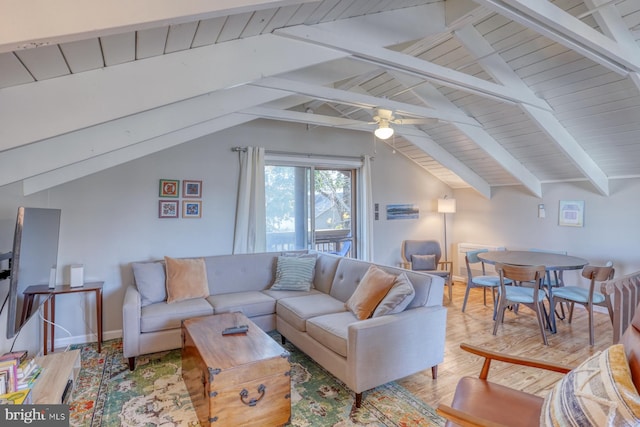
398,281,614,408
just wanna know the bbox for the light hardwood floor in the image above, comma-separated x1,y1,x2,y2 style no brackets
398,281,614,409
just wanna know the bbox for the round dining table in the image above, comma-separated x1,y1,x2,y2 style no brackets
477,250,588,333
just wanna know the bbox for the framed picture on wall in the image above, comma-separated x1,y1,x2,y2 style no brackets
183,180,202,198
558,200,584,227
159,200,179,218
159,179,179,197
183,200,202,218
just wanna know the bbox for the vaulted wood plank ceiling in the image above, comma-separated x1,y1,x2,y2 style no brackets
1,0,639,198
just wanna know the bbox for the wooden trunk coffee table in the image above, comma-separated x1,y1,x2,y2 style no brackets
181,312,291,426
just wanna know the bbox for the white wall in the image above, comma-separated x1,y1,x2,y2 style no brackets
452,179,640,282
0,120,446,353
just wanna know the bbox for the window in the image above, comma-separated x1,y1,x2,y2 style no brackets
265,158,357,257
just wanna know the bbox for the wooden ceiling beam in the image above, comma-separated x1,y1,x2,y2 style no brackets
0,34,347,152
0,0,314,54
275,24,550,110
250,77,480,126
472,0,639,74
455,24,609,196
391,71,539,198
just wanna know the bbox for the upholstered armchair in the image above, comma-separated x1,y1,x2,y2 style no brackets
401,240,453,302
437,300,640,426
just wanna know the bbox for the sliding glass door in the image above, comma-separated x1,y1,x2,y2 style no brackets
265,165,354,257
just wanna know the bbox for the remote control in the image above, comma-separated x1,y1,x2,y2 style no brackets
222,324,249,335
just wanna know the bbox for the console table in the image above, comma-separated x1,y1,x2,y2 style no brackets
22,282,104,355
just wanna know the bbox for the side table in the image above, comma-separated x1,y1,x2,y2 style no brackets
22,282,104,355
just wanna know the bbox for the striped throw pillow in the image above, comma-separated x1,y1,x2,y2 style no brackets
541,344,640,426
271,256,316,291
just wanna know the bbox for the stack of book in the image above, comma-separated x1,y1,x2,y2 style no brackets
16,358,42,390
0,351,42,397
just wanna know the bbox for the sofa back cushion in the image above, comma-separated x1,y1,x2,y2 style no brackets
204,252,280,295
314,254,342,294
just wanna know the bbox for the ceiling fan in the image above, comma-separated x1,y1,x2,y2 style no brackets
371,108,436,140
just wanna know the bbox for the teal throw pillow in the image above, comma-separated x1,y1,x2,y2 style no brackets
271,256,316,291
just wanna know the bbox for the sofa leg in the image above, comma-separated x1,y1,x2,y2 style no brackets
355,392,362,408
281,335,286,345
432,365,438,379
128,357,136,371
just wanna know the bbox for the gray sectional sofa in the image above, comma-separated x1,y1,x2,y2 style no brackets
122,251,447,405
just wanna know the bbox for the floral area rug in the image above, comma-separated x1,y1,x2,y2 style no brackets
68,335,445,426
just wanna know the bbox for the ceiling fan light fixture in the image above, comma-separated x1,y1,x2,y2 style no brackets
374,122,394,140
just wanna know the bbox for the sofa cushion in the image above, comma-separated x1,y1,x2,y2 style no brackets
345,265,397,320
207,291,276,318
541,344,640,426
271,255,316,291
132,261,166,306
165,257,209,303
277,293,346,332
140,299,214,333
411,254,436,270
306,311,356,358
372,272,415,317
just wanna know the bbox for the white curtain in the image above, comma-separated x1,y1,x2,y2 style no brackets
358,155,374,261
233,147,266,254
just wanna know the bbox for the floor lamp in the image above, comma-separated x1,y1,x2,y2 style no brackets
437,197,456,262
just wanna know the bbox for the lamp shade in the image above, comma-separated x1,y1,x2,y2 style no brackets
438,198,456,213
374,124,394,140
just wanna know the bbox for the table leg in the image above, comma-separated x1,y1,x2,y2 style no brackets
96,288,103,353
51,295,56,353
43,298,49,355
545,272,557,334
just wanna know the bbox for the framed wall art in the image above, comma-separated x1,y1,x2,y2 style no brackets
183,200,202,218
183,180,202,198
159,179,179,197
159,200,179,218
558,200,584,227
386,203,419,220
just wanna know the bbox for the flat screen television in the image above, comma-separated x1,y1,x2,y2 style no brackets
5,207,61,339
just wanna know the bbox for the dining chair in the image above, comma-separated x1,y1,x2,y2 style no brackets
494,263,549,345
462,249,511,319
551,264,615,346
401,240,452,302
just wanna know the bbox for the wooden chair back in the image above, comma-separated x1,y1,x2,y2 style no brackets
495,263,545,284
582,265,615,282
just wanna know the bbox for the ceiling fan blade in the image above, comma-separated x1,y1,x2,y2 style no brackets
393,118,439,125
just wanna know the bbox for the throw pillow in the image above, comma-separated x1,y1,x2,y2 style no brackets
372,272,415,317
411,254,436,270
271,255,316,291
164,257,209,303
540,344,640,426
345,265,397,320
132,261,167,306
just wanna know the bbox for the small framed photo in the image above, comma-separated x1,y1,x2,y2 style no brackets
159,200,179,218
183,200,202,218
559,200,584,227
159,179,180,197
183,180,202,198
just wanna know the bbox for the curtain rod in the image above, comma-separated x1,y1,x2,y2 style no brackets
231,147,370,161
